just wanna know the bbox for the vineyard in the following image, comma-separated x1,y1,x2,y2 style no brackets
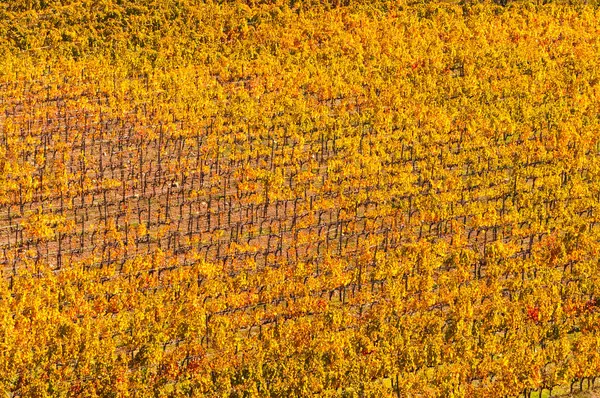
1,0,600,396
